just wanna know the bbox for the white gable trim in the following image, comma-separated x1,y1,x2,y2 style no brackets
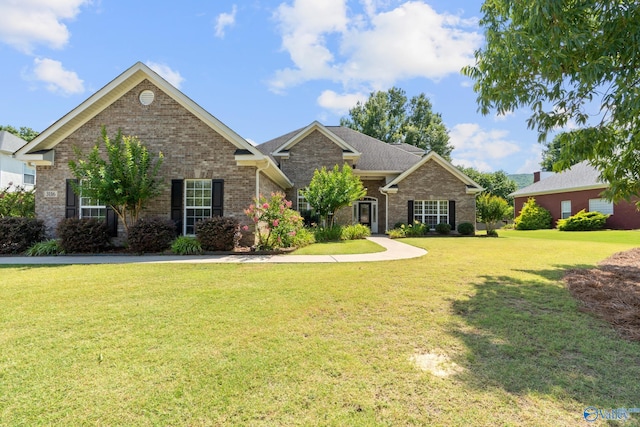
271,121,362,161
382,151,483,194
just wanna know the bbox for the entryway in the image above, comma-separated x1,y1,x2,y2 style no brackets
353,196,378,233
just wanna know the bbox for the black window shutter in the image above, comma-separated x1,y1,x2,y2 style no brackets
65,179,79,218
407,200,414,224
106,207,118,237
212,179,224,217
449,200,456,230
171,179,184,235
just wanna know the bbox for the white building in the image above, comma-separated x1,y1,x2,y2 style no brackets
0,131,35,190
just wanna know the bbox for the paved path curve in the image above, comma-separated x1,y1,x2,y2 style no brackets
0,236,426,265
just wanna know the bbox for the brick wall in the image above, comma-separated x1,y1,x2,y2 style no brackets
36,79,257,238
386,160,476,232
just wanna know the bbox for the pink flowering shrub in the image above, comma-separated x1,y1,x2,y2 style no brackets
244,192,304,250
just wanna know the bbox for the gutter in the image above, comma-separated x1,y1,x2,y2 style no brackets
378,187,390,233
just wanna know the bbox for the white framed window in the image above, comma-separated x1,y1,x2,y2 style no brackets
561,200,571,219
79,181,106,220
589,198,614,215
23,164,35,185
184,179,212,235
414,200,448,229
297,189,311,211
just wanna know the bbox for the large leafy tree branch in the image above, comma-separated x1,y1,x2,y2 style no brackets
68,126,164,233
340,87,453,159
462,1,640,204
301,164,366,227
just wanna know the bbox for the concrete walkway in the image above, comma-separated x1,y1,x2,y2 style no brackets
0,236,426,265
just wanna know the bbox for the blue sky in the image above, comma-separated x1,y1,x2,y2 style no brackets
0,0,547,173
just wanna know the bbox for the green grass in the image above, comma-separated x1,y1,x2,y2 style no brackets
1,232,639,426
291,239,385,255
499,228,640,245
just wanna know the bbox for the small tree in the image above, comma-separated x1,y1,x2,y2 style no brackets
0,183,35,218
476,194,512,237
301,164,366,227
68,126,164,233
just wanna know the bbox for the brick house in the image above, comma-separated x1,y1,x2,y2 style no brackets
15,62,481,239
511,161,640,229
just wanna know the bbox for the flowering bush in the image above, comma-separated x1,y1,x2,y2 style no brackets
0,183,35,218
245,192,304,250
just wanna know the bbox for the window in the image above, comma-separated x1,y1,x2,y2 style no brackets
589,198,614,215
297,189,311,211
23,164,35,185
80,195,106,220
561,200,571,219
414,200,448,229
184,179,212,234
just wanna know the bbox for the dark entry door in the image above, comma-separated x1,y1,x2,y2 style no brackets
359,202,371,227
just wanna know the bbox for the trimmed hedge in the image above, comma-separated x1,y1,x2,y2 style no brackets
557,209,609,231
435,223,451,235
128,217,176,253
457,222,475,236
57,218,110,253
0,217,45,254
196,216,239,251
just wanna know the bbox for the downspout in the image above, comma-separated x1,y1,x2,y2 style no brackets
378,187,389,233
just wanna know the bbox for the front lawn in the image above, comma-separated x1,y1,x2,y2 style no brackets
291,239,385,255
1,232,639,426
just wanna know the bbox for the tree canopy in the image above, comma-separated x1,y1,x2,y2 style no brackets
340,87,453,159
301,164,366,227
0,125,39,142
476,193,512,236
457,167,518,202
68,127,164,233
540,134,581,172
462,1,640,205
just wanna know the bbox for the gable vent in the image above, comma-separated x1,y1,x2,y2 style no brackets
139,90,155,106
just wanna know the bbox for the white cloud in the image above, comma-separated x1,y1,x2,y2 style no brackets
32,58,84,95
270,1,482,92
317,90,366,115
0,0,89,53
215,5,237,38
450,123,521,171
146,61,185,89
515,144,543,173
494,111,515,122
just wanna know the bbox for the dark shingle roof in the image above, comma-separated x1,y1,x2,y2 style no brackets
256,125,422,172
510,161,606,197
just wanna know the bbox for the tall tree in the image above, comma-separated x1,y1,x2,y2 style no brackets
340,87,453,159
301,164,366,227
462,1,640,205
0,125,39,142
540,134,581,171
457,167,518,202
68,127,164,233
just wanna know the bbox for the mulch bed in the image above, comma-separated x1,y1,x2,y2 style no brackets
564,248,640,341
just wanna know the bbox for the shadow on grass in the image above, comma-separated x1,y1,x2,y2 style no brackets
449,270,640,408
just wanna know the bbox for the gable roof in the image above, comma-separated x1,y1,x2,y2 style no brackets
0,131,28,154
381,151,483,194
257,123,423,173
14,62,291,188
510,161,606,198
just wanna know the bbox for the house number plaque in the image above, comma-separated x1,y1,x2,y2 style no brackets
44,191,58,198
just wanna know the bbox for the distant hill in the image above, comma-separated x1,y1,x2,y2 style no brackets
508,174,534,189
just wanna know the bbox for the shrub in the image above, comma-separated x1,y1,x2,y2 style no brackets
127,217,176,253
393,222,406,229
514,197,553,230
196,216,239,251
292,227,315,248
0,184,35,218
435,223,451,235
57,218,110,253
387,228,406,238
314,225,343,242
341,224,371,240
557,209,609,231
171,236,202,255
404,221,428,237
26,239,64,256
0,217,45,254
245,192,305,250
457,222,475,236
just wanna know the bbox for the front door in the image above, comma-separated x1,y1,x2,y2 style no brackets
359,202,371,228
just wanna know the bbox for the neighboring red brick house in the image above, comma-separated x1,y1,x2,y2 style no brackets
15,62,481,238
511,161,640,229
